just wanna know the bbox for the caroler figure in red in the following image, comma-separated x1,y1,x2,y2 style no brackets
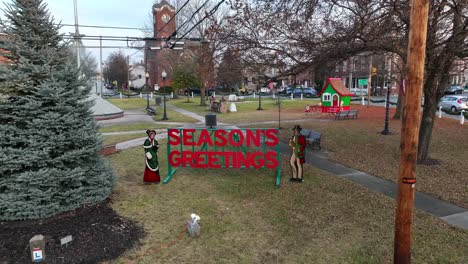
289,125,306,182
143,129,160,184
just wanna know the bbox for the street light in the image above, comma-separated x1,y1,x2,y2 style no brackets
145,72,150,110
277,94,281,129
162,70,168,120
381,83,391,135
257,85,263,110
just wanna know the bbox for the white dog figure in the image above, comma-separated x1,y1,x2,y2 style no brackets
188,213,201,237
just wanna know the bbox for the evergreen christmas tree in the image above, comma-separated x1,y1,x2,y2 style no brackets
0,0,115,220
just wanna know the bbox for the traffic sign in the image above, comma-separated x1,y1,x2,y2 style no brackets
358,79,368,86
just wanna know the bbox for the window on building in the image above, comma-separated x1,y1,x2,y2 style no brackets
343,60,347,71
335,66,339,72
138,74,142,79
323,93,331,101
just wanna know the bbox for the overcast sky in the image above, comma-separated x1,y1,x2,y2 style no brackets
0,0,159,64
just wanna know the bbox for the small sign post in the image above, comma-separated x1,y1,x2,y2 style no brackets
30,235,45,262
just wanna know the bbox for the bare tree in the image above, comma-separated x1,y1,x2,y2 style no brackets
103,50,128,89
226,0,468,163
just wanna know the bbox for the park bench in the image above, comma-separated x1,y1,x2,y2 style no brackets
211,101,221,113
335,110,350,120
334,110,359,120
348,109,359,119
146,106,157,116
300,128,322,150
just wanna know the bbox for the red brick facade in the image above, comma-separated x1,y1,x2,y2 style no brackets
145,1,177,89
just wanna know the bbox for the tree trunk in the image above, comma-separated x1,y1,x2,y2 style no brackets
417,78,438,162
200,82,207,106
393,79,405,119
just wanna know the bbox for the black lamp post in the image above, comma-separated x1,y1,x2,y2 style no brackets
277,94,281,129
145,72,150,110
257,86,263,110
162,70,168,120
381,84,391,135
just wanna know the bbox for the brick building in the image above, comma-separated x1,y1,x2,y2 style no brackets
0,33,11,65
331,53,402,96
144,0,204,90
449,58,468,87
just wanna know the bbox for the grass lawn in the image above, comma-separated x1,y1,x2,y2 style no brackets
260,105,467,209
107,98,156,110
107,143,467,263
152,108,200,123
171,97,320,123
106,98,199,123
99,123,163,133
103,133,147,146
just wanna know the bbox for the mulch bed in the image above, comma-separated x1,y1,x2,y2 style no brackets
0,200,144,264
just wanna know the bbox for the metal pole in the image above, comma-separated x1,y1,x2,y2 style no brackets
368,55,373,105
162,77,168,120
394,0,429,263
257,90,263,110
73,0,80,69
100,35,103,97
146,77,149,110
127,55,130,91
278,96,281,129
382,83,391,135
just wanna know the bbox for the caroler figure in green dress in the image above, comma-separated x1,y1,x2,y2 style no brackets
143,129,160,183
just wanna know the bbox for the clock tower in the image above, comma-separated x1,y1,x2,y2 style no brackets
153,0,176,39
147,0,177,89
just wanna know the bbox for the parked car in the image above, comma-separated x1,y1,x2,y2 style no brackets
239,87,254,95
184,88,201,96
444,85,464,94
438,95,468,113
259,87,271,94
287,87,317,98
277,85,290,94
302,87,318,97
282,87,293,95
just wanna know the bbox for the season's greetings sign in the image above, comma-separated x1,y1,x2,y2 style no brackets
164,128,282,186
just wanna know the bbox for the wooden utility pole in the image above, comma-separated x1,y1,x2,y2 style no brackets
394,0,429,263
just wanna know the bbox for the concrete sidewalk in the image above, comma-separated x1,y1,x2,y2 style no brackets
111,104,468,230
277,142,468,230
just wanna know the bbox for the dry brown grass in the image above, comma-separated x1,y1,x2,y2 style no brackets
262,105,467,209
107,142,467,263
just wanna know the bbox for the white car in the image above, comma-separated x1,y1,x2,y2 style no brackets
259,87,271,94
438,95,468,113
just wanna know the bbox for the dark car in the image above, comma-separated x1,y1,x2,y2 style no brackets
184,88,201,96
288,87,317,98
444,85,464,94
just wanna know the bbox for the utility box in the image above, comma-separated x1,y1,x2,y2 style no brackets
30,235,45,262
155,97,162,106
205,114,217,128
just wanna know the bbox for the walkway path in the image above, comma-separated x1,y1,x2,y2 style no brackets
108,104,468,230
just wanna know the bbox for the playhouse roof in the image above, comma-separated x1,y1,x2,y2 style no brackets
318,78,353,97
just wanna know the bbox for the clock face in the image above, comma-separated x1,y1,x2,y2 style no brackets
161,14,170,23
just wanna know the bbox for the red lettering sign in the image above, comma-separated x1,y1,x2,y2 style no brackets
168,128,279,169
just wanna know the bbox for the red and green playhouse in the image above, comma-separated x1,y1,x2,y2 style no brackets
318,78,353,113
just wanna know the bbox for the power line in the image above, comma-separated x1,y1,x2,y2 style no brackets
62,35,204,43
170,0,226,49
170,0,211,40
60,23,149,31
157,0,190,35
